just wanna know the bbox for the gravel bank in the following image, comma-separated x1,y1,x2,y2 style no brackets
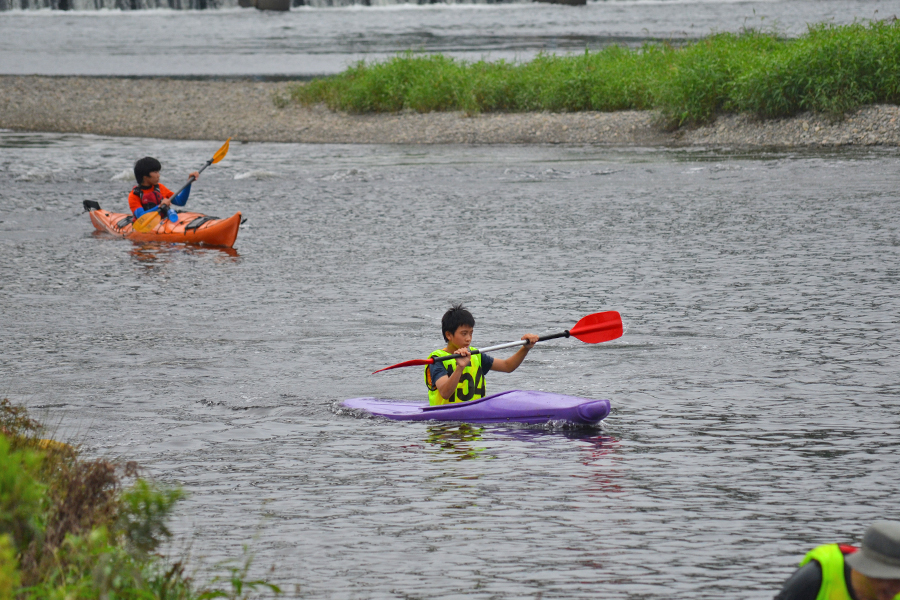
2,76,900,147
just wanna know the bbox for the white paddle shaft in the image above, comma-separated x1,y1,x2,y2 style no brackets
477,340,530,353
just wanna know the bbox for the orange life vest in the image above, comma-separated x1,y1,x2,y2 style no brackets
132,184,164,211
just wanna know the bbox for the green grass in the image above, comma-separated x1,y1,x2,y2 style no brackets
285,21,900,126
0,399,282,600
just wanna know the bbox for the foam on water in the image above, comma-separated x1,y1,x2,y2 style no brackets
233,169,278,180
14,169,57,181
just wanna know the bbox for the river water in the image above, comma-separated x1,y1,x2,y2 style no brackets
1,131,898,597
2,0,899,75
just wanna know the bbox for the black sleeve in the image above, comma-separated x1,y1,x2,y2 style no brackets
481,352,494,373
429,361,450,388
774,561,822,600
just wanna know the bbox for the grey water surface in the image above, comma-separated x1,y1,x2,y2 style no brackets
2,0,898,76
1,132,898,598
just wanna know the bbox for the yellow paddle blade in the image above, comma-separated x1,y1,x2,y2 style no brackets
211,138,231,164
133,210,162,233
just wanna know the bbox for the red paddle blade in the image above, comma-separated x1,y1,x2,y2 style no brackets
372,357,435,374
569,311,623,343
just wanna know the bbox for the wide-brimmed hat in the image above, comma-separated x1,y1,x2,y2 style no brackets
846,521,900,579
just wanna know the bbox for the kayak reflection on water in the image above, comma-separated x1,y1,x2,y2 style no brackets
425,423,487,461
125,241,240,266
422,425,621,469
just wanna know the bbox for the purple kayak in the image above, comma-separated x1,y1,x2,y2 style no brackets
342,390,610,425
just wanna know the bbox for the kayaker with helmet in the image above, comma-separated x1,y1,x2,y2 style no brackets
129,157,200,222
775,520,900,600
425,304,539,406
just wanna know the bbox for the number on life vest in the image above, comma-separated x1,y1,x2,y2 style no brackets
456,366,485,402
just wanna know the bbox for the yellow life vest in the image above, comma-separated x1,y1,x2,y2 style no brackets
424,348,486,406
798,544,853,600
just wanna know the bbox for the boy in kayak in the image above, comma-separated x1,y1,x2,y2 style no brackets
425,304,539,406
129,157,200,221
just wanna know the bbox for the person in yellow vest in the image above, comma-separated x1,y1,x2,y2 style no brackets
775,521,900,600
424,304,539,406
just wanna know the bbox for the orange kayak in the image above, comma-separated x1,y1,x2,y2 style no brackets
86,204,241,249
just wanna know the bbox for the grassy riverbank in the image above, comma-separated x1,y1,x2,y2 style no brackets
0,399,280,599
289,21,900,126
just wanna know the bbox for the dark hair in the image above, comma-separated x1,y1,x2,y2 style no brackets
134,157,162,185
441,304,475,342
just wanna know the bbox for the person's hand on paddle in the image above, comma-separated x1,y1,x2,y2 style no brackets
159,172,202,210
160,172,199,211
489,333,540,373
455,347,472,369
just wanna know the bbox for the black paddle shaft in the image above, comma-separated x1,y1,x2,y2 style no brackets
432,330,570,363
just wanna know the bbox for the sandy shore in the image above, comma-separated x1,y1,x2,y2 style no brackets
2,75,900,147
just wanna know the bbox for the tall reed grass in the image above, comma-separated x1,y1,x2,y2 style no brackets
287,21,900,126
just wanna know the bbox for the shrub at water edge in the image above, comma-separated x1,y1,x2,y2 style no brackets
0,398,282,599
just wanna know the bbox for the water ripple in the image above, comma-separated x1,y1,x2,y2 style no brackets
1,134,899,598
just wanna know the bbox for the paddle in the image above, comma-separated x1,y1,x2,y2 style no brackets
132,138,231,233
372,310,623,374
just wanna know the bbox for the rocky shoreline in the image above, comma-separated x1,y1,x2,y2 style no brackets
2,75,900,147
